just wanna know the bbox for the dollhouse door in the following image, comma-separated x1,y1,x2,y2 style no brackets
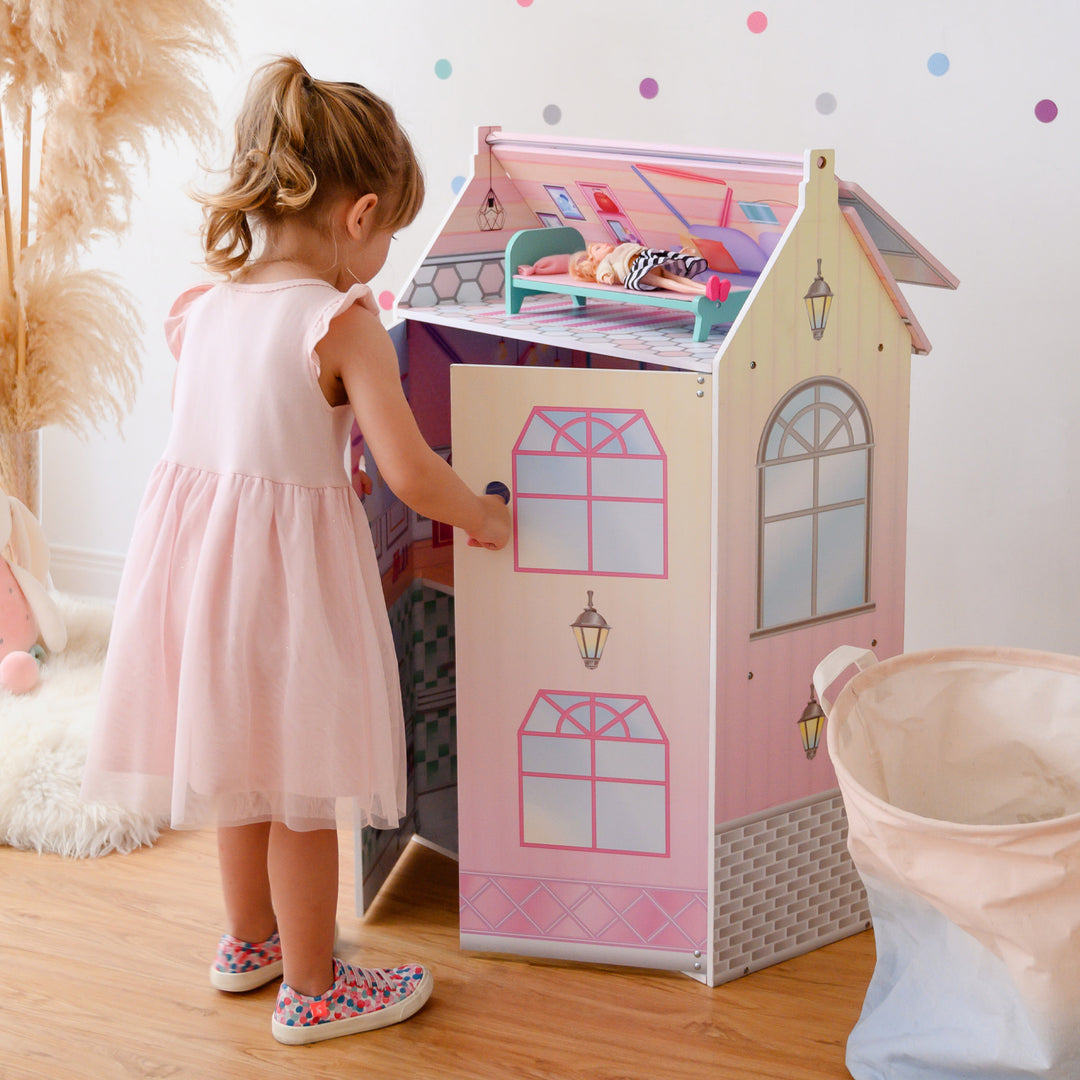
452,364,714,973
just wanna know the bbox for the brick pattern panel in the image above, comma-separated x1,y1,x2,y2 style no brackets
712,793,870,985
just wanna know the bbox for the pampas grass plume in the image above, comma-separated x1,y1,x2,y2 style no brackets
0,0,233,446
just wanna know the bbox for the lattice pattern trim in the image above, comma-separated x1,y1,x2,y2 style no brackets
460,872,708,954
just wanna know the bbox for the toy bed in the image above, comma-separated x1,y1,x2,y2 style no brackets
504,226,750,342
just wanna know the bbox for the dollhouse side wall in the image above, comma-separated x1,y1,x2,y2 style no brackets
707,150,911,983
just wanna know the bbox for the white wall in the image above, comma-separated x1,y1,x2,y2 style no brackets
44,0,1080,655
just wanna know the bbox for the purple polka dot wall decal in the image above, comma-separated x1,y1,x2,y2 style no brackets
1035,99,1058,123
927,52,949,76
815,92,837,115
747,11,768,33
640,77,659,99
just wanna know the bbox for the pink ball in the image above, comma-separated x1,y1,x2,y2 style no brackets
0,650,39,694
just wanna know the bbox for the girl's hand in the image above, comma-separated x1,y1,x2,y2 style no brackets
466,493,512,550
354,469,373,496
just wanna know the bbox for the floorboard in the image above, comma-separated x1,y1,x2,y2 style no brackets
0,829,874,1079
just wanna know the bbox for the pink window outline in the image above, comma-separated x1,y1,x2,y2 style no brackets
511,407,668,578
518,691,670,857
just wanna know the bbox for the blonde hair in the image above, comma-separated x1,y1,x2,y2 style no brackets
567,250,600,282
198,56,425,275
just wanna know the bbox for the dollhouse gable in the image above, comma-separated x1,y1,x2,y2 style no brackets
397,128,957,367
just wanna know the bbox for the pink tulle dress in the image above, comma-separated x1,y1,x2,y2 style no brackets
81,280,407,832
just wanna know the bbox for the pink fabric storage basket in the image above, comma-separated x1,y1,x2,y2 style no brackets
814,646,1080,1080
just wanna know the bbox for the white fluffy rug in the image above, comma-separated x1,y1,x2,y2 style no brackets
0,595,166,857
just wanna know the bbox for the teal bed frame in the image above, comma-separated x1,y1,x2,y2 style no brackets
503,226,748,343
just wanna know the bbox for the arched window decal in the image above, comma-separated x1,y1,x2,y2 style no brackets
519,691,670,856
756,378,874,633
512,407,667,578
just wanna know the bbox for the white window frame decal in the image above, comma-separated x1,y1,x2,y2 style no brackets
755,377,874,634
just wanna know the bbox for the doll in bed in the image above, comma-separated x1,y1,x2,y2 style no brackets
519,241,729,301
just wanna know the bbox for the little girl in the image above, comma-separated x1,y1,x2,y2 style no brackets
81,56,510,1045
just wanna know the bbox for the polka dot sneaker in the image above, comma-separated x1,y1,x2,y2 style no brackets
272,958,433,1044
209,930,284,992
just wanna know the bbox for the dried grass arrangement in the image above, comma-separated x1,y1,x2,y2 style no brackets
0,0,232,509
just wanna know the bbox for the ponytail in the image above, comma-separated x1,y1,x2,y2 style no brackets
195,56,424,277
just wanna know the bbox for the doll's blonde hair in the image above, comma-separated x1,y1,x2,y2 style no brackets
198,56,425,275
567,250,600,282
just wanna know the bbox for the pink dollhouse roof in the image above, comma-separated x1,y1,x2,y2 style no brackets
400,129,956,363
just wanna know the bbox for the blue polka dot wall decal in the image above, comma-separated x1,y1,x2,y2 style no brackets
451,175,466,195
815,92,837,115
639,77,659,99
434,59,452,80
1035,99,1058,123
927,52,949,76
543,104,562,125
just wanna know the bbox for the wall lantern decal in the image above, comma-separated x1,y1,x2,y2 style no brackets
571,590,611,670
804,258,834,340
797,685,826,759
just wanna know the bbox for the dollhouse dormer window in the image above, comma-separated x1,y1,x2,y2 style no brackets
512,407,667,577
756,378,873,632
518,691,669,856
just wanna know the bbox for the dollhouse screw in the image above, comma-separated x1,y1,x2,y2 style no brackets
696,389,704,398
696,376,705,384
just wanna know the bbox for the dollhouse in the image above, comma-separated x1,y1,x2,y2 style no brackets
353,128,957,987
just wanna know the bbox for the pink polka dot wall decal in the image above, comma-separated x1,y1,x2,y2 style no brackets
378,290,395,310
747,11,768,33
517,0,533,6
639,77,659,100
1035,99,1058,123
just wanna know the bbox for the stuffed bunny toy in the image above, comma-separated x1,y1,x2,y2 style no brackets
0,484,67,693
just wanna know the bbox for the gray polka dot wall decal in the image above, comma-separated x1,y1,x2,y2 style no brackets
543,104,562,125
815,92,837,115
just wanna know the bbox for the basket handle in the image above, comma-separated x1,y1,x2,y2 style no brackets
812,646,878,714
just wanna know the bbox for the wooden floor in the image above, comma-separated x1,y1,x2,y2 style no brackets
0,829,874,1079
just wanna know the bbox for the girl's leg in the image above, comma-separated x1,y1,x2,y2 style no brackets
217,823,276,942
268,823,339,997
